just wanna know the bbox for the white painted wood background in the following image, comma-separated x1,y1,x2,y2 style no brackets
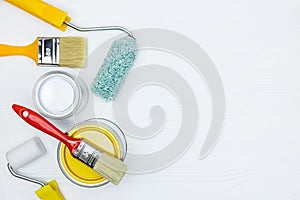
0,0,299,199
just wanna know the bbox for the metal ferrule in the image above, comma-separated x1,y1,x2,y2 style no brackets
38,37,60,65
73,141,102,168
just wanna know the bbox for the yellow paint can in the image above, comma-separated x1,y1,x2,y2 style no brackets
57,118,127,187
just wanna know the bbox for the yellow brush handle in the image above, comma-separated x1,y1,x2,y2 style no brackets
5,0,71,31
0,38,39,64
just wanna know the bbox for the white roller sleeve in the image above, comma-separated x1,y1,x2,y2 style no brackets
6,137,47,170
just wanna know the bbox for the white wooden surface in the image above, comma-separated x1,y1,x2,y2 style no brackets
0,0,300,199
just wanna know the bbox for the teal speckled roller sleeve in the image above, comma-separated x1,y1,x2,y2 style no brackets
91,36,137,101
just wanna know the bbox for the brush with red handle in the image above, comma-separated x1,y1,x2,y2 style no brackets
12,104,127,185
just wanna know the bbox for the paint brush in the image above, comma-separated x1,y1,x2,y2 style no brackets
0,37,87,68
12,104,127,185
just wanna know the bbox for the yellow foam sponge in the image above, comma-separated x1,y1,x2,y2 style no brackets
35,180,64,200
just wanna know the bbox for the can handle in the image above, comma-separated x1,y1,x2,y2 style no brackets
5,0,71,31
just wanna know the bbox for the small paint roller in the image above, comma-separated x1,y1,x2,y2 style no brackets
6,137,64,200
12,104,128,185
5,0,137,101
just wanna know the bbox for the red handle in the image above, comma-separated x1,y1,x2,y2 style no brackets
12,104,81,154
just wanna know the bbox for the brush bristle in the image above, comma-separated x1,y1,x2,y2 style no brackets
91,36,137,101
93,153,127,185
59,37,87,68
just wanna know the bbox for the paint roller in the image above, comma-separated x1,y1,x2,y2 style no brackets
5,0,137,101
6,137,64,200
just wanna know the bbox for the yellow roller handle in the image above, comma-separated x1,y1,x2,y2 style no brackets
35,180,65,200
0,38,39,64
5,0,71,31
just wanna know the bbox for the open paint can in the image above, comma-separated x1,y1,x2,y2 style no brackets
57,118,127,187
33,71,88,120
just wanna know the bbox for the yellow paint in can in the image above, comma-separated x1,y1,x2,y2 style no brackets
58,120,126,187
